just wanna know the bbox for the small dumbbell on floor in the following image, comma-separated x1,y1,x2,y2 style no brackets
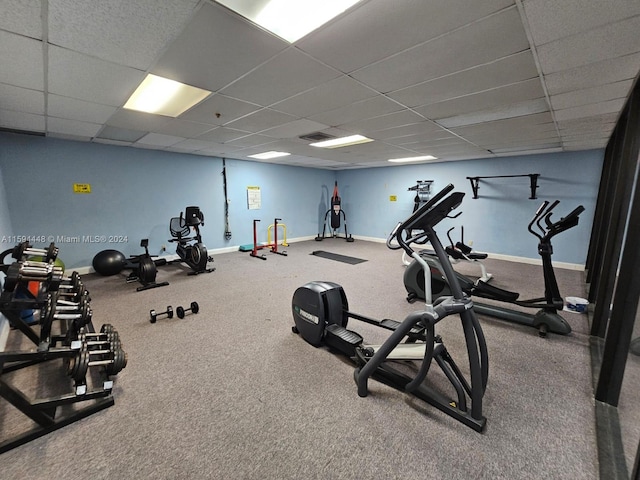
149,306,173,323
176,301,199,319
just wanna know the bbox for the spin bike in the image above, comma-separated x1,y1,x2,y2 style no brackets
404,200,585,337
292,184,488,432
168,206,215,275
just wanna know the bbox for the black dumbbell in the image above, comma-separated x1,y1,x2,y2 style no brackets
150,306,173,323
67,347,127,381
176,301,199,319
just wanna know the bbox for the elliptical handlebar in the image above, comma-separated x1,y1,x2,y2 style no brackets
547,205,585,237
527,200,584,242
528,200,555,240
386,222,403,250
387,184,465,257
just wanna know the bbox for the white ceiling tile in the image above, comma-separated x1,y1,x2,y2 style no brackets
152,2,287,92
171,139,220,151
557,114,619,132
220,48,341,106
0,0,636,167
135,133,185,147
48,0,201,69
0,108,45,132
0,31,43,91
0,0,42,38
271,76,376,117
340,110,426,133
351,6,529,93
554,98,627,121
47,117,101,138
106,109,171,131
224,134,277,148
416,78,544,119
537,15,640,74
522,0,640,46
389,51,539,107
309,95,404,126
563,139,608,149
485,138,562,151
48,46,145,106
195,127,252,143
260,119,330,139
550,80,634,110
180,94,261,126
385,130,461,145
298,0,514,73
97,126,147,142
155,119,217,138
197,144,246,156
451,112,554,137
561,132,612,143
48,95,117,124
92,138,133,147
225,108,298,133
368,121,448,141
494,146,563,156
544,52,640,95
437,98,549,128
0,84,44,115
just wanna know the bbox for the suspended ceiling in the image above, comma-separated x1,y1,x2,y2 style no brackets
1,0,639,169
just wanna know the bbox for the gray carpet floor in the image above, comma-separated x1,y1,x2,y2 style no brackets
1,240,597,479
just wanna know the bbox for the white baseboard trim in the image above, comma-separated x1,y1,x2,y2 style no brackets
481,252,585,271
71,236,321,275
351,235,585,271
68,236,586,275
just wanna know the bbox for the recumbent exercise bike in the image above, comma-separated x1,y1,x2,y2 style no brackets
168,206,215,275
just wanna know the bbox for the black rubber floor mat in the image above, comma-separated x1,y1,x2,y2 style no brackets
311,250,367,264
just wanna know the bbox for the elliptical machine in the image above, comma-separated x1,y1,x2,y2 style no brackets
404,200,585,337
168,206,215,275
315,181,354,242
292,184,488,432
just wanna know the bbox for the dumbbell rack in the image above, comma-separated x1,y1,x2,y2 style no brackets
0,242,126,454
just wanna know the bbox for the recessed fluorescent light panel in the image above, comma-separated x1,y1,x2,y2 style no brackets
123,74,211,117
388,155,437,163
248,151,291,160
215,0,363,43
310,134,373,149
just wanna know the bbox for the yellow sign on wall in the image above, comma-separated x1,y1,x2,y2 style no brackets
73,183,91,194
389,195,397,201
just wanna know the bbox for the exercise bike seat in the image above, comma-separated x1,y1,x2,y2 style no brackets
454,242,488,260
169,217,191,240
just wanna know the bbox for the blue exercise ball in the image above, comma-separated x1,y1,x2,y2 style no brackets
92,249,126,276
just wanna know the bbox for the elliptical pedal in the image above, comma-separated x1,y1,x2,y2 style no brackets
324,324,363,357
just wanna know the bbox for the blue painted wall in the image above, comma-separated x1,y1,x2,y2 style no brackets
0,162,12,246
0,132,334,268
0,161,10,334
336,150,604,265
0,131,603,267
0,160,13,292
